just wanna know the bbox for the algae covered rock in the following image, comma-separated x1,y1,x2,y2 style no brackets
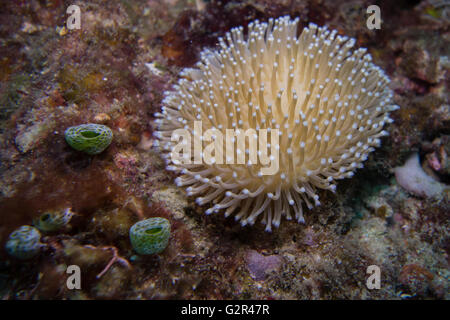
5,225,43,260
129,217,171,255
65,123,113,155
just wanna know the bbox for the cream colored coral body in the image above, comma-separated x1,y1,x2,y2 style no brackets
154,16,398,231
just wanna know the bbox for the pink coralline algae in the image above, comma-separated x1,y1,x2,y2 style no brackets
245,250,283,281
427,152,441,171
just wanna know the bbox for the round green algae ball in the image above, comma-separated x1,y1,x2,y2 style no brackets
34,208,73,232
129,217,171,255
5,225,43,260
64,123,113,155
